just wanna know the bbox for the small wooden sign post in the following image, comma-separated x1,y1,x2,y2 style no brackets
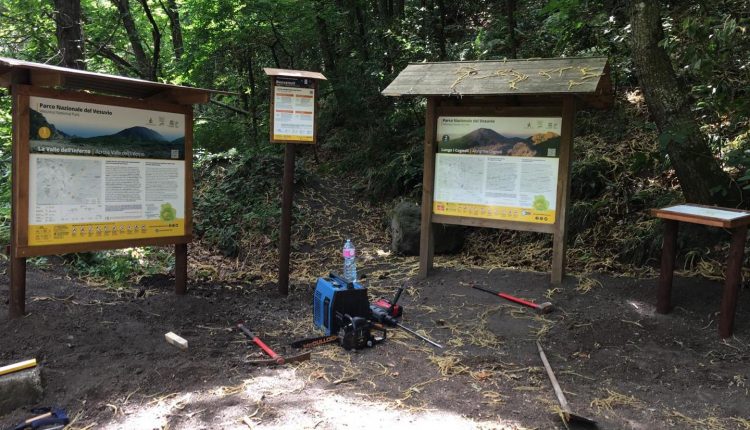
382,57,612,284
0,57,212,318
263,68,326,295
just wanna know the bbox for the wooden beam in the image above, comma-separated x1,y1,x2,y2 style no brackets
0,70,30,88
418,97,438,279
30,70,63,88
551,96,576,284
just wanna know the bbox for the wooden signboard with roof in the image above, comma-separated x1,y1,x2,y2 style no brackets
0,57,213,318
382,57,612,284
262,68,326,295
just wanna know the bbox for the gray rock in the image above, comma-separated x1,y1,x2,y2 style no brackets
390,201,465,255
0,367,44,415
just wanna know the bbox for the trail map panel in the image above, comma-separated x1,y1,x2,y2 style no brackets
433,116,562,224
27,95,186,246
272,77,315,142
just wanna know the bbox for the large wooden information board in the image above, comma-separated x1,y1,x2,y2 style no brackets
14,86,193,257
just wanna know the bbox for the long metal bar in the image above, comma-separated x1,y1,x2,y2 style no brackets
397,323,443,349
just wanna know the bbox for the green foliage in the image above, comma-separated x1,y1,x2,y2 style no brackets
70,247,175,287
193,147,307,257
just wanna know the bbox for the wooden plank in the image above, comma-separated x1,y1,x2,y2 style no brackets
30,70,63,88
0,70,30,88
551,96,576,284
165,332,188,350
651,204,750,229
418,98,437,279
719,225,747,338
436,105,562,117
432,214,556,233
263,68,327,80
0,359,37,377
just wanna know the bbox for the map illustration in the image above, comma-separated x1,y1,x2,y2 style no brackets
35,158,102,206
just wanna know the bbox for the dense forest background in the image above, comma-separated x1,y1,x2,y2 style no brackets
0,0,749,282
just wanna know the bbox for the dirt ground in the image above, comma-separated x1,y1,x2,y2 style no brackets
1,256,749,429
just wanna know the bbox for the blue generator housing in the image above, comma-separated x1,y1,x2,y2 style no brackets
313,274,371,336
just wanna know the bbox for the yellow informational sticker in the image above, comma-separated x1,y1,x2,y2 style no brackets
272,134,314,142
434,202,555,224
37,126,51,139
28,219,186,246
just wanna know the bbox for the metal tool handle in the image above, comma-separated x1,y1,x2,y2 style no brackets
237,324,284,364
536,341,572,414
397,322,443,348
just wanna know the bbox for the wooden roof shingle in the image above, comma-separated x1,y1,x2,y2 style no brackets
382,57,612,107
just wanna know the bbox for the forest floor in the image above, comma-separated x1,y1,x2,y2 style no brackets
1,175,750,430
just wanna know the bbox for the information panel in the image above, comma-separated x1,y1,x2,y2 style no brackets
27,95,186,246
433,116,562,224
272,77,315,142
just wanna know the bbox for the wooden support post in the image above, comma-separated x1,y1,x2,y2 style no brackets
719,225,747,338
656,219,678,314
9,257,26,319
9,85,27,319
175,243,187,295
551,96,576,284
418,98,437,279
278,143,296,295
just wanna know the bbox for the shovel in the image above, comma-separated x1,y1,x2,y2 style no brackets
537,341,597,426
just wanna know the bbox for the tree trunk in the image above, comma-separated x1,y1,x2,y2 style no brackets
160,0,184,60
137,0,161,81
52,0,85,69
246,52,258,142
627,0,742,206
435,0,447,60
316,15,337,76
111,0,152,79
504,0,518,59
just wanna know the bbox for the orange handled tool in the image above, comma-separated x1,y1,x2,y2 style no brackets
237,323,284,365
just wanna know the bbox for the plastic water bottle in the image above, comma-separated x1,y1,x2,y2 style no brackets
342,239,357,282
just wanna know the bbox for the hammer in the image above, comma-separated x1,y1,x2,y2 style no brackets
472,286,554,314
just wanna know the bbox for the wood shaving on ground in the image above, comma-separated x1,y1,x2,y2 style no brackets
590,389,644,412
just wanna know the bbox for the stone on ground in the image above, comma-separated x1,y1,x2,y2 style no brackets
390,201,465,256
0,367,43,415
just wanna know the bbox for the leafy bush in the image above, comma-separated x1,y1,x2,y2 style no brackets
193,147,308,257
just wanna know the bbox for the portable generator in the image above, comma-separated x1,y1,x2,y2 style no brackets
313,273,371,336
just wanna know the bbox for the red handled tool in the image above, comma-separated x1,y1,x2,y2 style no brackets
237,323,301,365
472,286,554,314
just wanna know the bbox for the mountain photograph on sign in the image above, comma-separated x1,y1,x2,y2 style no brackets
438,127,560,157
29,107,185,160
